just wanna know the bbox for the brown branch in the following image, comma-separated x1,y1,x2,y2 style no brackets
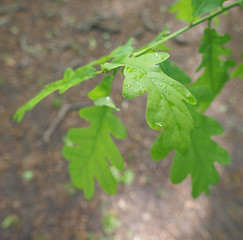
43,102,87,143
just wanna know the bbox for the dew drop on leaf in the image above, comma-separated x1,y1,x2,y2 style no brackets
155,122,163,128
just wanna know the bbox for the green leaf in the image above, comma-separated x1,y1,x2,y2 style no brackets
110,38,134,61
103,52,170,72
190,28,235,111
151,60,193,159
14,66,96,122
88,38,134,67
191,0,221,17
94,96,118,110
232,62,243,79
220,0,228,4
159,60,191,86
170,107,231,197
62,105,126,199
170,0,223,23
88,75,114,100
170,0,194,23
150,131,170,161
88,73,118,110
111,52,196,153
232,53,243,79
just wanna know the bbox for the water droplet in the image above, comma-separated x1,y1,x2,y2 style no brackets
155,122,163,128
186,92,191,97
170,83,173,86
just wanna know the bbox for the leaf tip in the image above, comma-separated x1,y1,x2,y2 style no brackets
186,91,197,105
13,108,24,123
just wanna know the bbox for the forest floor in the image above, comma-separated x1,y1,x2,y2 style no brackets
0,0,243,239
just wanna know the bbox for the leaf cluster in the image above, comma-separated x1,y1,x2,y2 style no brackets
14,0,243,199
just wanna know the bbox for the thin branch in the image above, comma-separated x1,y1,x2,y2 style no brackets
134,0,243,57
43,102,87,142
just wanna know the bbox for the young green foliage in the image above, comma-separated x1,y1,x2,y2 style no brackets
62,105,126,200
151,59,231,197
159,60,191,86
190,28,235,111
170,0,194,22
88,75,114,101
150,60,193,160
14,66,97,122
13,0,243,199
232,53,243,79
152,106,231,197
14,38,134,122
170,106,231,197
62,74,126,199
191,0,222,17
104,53,197,153
170,0,224,23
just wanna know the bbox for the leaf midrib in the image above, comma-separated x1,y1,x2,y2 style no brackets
75,107,107,180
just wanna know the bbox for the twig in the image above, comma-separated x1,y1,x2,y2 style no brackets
135,0,243,56
43,102,87,143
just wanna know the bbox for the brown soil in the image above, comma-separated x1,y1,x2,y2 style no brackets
0,0,243,239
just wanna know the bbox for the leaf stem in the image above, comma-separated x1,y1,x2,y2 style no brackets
134,0,243,57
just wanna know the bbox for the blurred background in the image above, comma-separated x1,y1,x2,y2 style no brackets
0,0,243,239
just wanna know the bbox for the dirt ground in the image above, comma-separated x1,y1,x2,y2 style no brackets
0,0,243,239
